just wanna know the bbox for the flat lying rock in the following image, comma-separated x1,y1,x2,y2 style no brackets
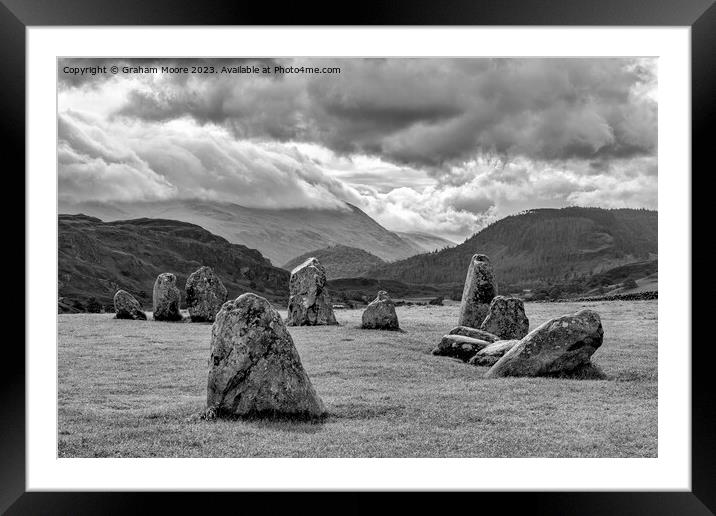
448,326,500,342
361,291,399,330
468,339,520,367
480,296,529,340
152,273,182,321
458,254,498,328
113,289,146,320
432,334,491,362
207,293,326,419
185,266,228,322
485,309,604,378
287,257,338,326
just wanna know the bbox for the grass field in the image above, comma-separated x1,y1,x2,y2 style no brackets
58,300,657,458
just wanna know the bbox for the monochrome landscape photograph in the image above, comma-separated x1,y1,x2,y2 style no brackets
57,57,658,458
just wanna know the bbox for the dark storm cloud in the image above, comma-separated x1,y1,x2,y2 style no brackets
67,57,656,168
58,57,657,239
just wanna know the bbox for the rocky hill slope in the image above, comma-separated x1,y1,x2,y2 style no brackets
282,245,386,280
58,214,289,312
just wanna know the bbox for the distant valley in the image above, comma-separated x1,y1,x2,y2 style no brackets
394,231,455,253
58,199,438,266
58,206,657,312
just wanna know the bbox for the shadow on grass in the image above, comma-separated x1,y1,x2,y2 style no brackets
541,362,608,380
352,325,407,333
193,401,408,429
246,417,327,433
189,406,328,433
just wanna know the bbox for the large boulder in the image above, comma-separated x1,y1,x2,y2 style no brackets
431,334,491,362
185,266,228,322
468,339,520,367
361,291,399,330
113,289,146,320
457,254,497,328
485,309,604,378
287,257,338,326
448,326,500,343
152,273,182,321
480,296,529,340
206,293,326,419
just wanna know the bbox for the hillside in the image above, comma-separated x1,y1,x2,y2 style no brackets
327,277,444,306
58,214,289,312
282,245,386,280
367,207,657,290
523,258,658,301
395,231,455,253
58,200,425,265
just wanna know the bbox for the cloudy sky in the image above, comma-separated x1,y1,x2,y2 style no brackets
58,57,657,241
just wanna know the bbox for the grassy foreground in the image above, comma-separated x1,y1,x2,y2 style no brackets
58,300,657,457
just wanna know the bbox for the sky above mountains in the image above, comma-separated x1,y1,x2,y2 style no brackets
58,57,657,241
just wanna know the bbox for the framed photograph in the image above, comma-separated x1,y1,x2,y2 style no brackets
6,0,713,512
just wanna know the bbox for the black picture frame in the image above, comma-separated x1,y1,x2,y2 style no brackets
4,0,713,513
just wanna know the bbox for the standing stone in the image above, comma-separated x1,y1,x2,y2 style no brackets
152,273,182,321
361,291,399,330
458,254,497,328
287,257,338,326
185,266,228,322
485,309,604,378
206,293,325,419
113,289,147,320
480,296,529,340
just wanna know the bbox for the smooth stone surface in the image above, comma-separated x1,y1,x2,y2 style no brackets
468,339,520,367
448,325,500,343
431,334,491,362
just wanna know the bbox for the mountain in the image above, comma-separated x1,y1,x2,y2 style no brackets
366,207,657,290
58,199,424,266
395,231,455,253
58,214,289,312
282,245,386,280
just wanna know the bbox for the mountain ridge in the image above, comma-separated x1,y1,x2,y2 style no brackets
282,244,386,280
394,231,455,253
58,199,431,265
366,207,657,290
